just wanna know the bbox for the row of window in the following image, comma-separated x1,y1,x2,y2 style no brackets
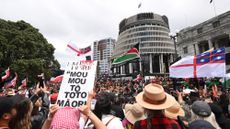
182,21,221,39
141,48,174,53
123,31,169,39
121,25,169,36
141,42,174,48
118,37,171,46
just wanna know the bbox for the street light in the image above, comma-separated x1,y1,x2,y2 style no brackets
170,32,178,60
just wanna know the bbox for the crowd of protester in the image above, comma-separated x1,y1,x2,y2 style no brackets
1,75,230,129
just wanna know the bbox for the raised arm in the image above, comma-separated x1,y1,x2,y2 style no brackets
79,105,107,129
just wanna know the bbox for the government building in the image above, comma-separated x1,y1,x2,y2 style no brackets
112,13,175,78
177,10,230,72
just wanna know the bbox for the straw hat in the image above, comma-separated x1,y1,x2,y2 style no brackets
165,100,185,119
124,103,146,124
136,83,175,110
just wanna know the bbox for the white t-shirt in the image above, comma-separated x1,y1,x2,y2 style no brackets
102,114,124,129
83,114,124,129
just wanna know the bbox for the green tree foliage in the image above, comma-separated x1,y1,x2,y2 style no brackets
0,19,60,86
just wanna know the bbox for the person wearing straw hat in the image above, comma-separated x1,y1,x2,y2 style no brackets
122,103,146,129
165,100,186,129
134,83,181,129
165,101,185,119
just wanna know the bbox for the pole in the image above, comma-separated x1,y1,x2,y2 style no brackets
170,35,178,60
212,0,217,17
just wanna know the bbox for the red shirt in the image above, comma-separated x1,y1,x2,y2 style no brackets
133,114,181,129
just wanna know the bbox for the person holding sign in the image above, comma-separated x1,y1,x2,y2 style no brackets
85,92,124,129
41,91,107,129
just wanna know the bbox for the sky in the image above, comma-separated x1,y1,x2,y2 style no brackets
0,0,229,69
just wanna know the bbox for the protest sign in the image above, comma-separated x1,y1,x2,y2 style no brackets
56,60,97,107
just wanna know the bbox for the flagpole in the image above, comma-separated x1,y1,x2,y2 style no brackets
138,41,144,79
211,0,217,17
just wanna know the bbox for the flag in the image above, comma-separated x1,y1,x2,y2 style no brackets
170,48,226,78
210,0,213,3
50,75,63,83
66,43,92,59
134,74,142,82
1,68,10,81
21,78,27,87
66,43,81,56
112,43,140,65
5,73,17,89
138,2,142,8
202,48,214,53
79,45,91,55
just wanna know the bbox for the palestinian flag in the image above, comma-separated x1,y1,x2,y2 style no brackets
112,43,140,65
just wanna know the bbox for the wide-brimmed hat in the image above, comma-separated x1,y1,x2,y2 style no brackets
165,100,185,119
136,83,175,110
124,103,146,124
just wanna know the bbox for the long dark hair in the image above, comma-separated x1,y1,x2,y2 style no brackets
93,92,112,120
9,97,32,129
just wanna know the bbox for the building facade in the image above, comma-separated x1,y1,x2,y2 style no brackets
112,12,175,78
177,11,230,72
93,38,115,75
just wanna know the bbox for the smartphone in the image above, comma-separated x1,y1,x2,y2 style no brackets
91,99,97,110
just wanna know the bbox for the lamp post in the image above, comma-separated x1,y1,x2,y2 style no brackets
170,33,178,60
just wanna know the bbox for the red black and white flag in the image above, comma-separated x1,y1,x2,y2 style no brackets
50,75,63,83
1,68,10,81
21,78,27,87
67,43,92,57
4,73,18,89
134,74,142,82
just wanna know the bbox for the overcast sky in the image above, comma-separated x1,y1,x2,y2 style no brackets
0,0,229,68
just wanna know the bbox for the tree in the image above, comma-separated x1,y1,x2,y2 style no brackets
0,19,60,86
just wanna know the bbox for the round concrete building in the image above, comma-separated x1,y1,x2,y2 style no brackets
112,12,175,77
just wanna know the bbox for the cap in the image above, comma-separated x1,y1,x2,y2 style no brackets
192,101,211,117
189,120,215,129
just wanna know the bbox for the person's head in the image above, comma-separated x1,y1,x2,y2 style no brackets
189,120,215,129
135,83,176,113
191,101,211,119
191,101,220,129
94,92,112,119
165,100,185,120
135,83,176,129
50,93,58,104
124,103,146,124
31,96,42,116
0,96,17,126
9,97,33,129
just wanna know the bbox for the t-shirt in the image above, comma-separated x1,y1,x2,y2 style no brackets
102,114,124,129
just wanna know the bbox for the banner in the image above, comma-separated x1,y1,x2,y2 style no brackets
56,60,97,107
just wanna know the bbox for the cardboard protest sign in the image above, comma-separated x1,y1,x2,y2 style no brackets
56,60,97,107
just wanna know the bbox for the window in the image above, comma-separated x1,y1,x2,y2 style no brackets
197,28,203,34
212,21,220,28
183,46,188,54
